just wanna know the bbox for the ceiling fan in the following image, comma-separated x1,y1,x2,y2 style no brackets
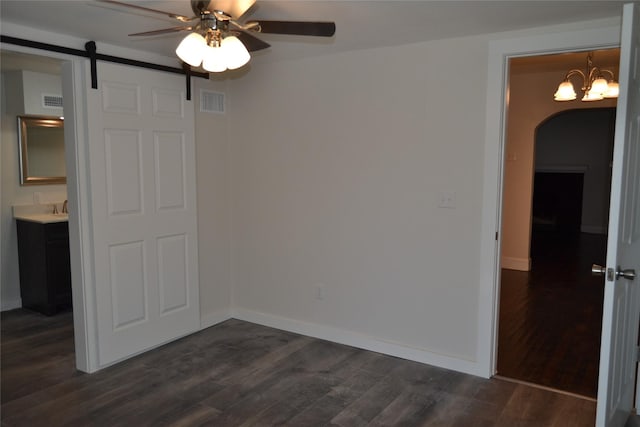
100,0,336,72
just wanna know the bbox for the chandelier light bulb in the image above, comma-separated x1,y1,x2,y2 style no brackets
554,81,577,101
590,77,609,94
176,33,207,67
604,82,620,98
582,89,604,102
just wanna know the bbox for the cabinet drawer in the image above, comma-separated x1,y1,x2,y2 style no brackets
45,222,69,241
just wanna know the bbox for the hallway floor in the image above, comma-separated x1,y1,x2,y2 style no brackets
497,230,607,398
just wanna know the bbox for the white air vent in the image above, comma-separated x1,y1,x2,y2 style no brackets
200,90,225,113
42,94,63,109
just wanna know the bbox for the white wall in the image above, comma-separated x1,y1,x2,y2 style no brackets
226,35,489,370
194,79,234,326
21,70,64,116
0,71,67,310
4,70,64,116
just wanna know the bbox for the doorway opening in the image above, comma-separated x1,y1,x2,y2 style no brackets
495,49,618,398
0,50,78,401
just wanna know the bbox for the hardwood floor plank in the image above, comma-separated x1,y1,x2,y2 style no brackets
548,397,597,427
203,341,358,425
330,372,410,426
282,394,347,427
495,384,596,427
0,357,145,419
231,373,340,426
214,334,314,386
448,398,505,427
328,367,387,402
450,374,517,403
367,389,439,426
154,403,222,427
261,365,387,427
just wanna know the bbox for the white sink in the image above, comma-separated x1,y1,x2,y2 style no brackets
13,202,69,223
14,213,69,224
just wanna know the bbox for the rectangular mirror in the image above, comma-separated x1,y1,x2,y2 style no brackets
18,115,66,185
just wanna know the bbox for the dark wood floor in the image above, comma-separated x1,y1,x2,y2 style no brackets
497,229,607,398
1,309,598,427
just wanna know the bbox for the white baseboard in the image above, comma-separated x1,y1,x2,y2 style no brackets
231,308,484,378
200,308,232,330
1,298,21,312
501,256,531,271
581,225,607,235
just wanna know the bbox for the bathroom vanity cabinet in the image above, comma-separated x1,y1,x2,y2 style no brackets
16,218,72,315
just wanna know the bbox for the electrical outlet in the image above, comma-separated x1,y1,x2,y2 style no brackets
438,191,456,209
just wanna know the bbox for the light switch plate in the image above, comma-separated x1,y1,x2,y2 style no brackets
438,191,456,209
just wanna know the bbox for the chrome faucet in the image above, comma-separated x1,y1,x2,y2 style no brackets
62,200,68,214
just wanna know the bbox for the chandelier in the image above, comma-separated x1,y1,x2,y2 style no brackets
553,52,619,102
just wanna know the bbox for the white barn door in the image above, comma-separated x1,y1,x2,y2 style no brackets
85,62,199,366
596,3,640,426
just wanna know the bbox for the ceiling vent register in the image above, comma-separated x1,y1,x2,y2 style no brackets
200,90,225,113
42,94,63,109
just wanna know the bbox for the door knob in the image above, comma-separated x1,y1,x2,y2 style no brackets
591,264,635,281
592,264,606,275
616,266,636,281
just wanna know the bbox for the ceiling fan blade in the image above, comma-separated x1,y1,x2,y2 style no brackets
98,0,196,22
247,21,335,37
129,26,193,37
236,31,271,52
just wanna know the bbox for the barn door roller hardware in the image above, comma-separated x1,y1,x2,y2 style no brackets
1,35,208,100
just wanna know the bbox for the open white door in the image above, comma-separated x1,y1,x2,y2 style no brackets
596,3,640,426
85,62,200,367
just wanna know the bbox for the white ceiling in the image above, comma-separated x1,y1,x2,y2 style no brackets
0,0,626,67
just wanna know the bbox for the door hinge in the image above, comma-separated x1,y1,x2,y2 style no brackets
495,232,499,241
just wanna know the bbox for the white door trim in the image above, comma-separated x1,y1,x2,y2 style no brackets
62,58,100,372
478,25,622,377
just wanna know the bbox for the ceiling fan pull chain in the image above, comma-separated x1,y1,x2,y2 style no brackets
85,41,98,90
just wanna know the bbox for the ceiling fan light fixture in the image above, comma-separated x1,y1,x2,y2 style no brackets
175,32,250,72
221,36,250,70
176,33,207,66
117,0,335,73
115,0,335,74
